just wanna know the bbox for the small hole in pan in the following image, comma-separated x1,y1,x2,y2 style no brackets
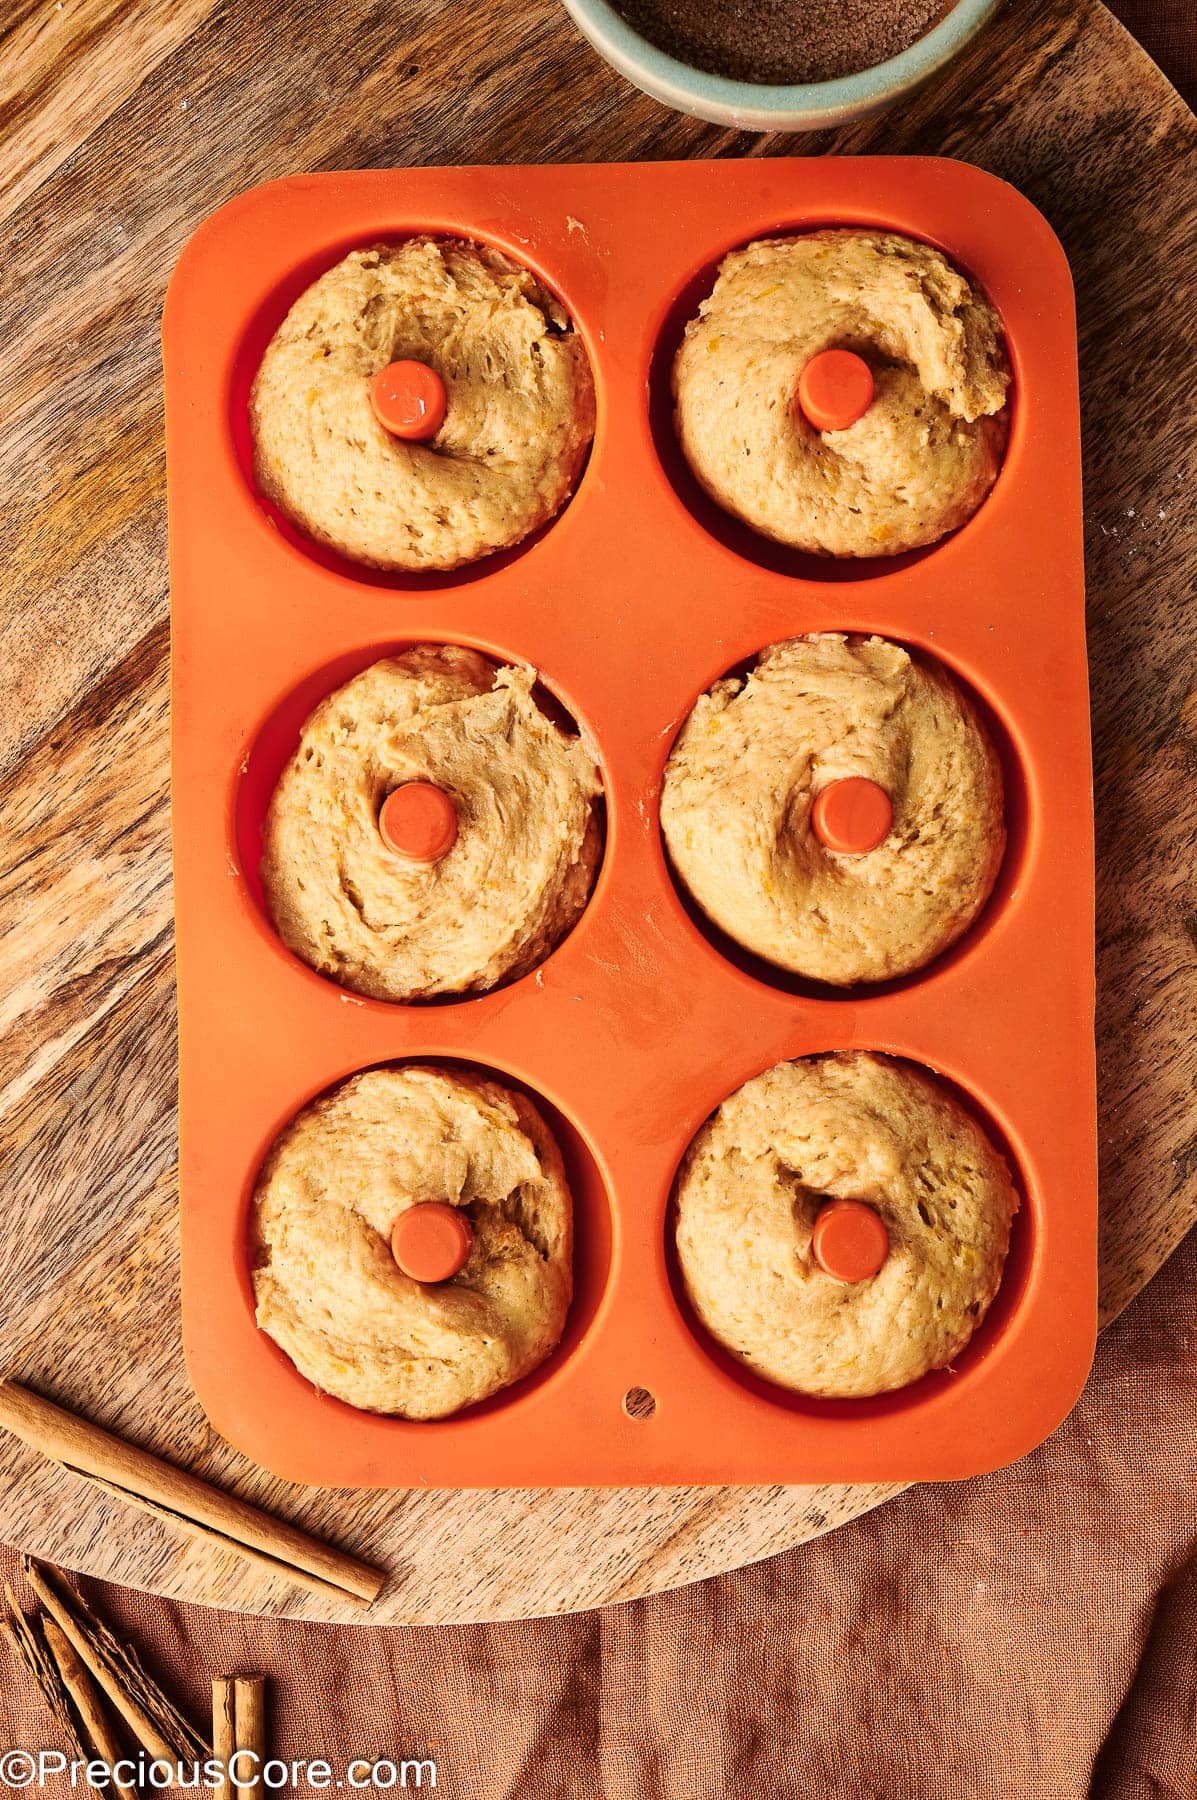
234,640,607,1007
622,1386,657,1420
658,635,1030,1002
664,1052,1034,1423
647,223,1014,583
227,229,596,591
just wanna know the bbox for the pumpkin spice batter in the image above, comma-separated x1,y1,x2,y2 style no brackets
674,1051,1018,1398
673,230,1010,558
252,1065,574,1419
261,646,603,1001
661,633,1005,987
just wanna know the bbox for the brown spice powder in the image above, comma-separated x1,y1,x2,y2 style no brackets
610,0,954,85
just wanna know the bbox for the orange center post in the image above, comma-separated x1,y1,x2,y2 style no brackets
796,348,875,433
811,1200,890,1283
378,783,459,863
369,360,448,441
391,1203,474,1284
810,777,893,854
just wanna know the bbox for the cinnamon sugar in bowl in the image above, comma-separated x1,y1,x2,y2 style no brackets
561,0,1001,130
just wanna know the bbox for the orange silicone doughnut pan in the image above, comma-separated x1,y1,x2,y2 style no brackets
164,158,1095,1488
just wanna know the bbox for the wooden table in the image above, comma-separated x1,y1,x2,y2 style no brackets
1,0,1193,1625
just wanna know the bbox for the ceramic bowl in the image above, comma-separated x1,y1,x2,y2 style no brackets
561,0,1001,131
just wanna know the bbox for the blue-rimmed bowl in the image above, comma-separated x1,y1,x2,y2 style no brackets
561,0,1002,130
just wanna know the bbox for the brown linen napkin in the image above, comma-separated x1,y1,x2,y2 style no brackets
1108,0,1196,104
1092,1544,1197,1798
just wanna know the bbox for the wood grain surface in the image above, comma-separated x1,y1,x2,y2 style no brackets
0,0,1193,1626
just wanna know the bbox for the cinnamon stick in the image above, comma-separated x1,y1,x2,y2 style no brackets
41,1616,135,1792
23,1564,184,1766
212,1678,236,1800
234,1678,266,1800
84,1474,371,1604
0,1381,384,1605
2,1597,92,1771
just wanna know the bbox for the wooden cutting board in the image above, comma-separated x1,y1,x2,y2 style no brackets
0,0,1193,1626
